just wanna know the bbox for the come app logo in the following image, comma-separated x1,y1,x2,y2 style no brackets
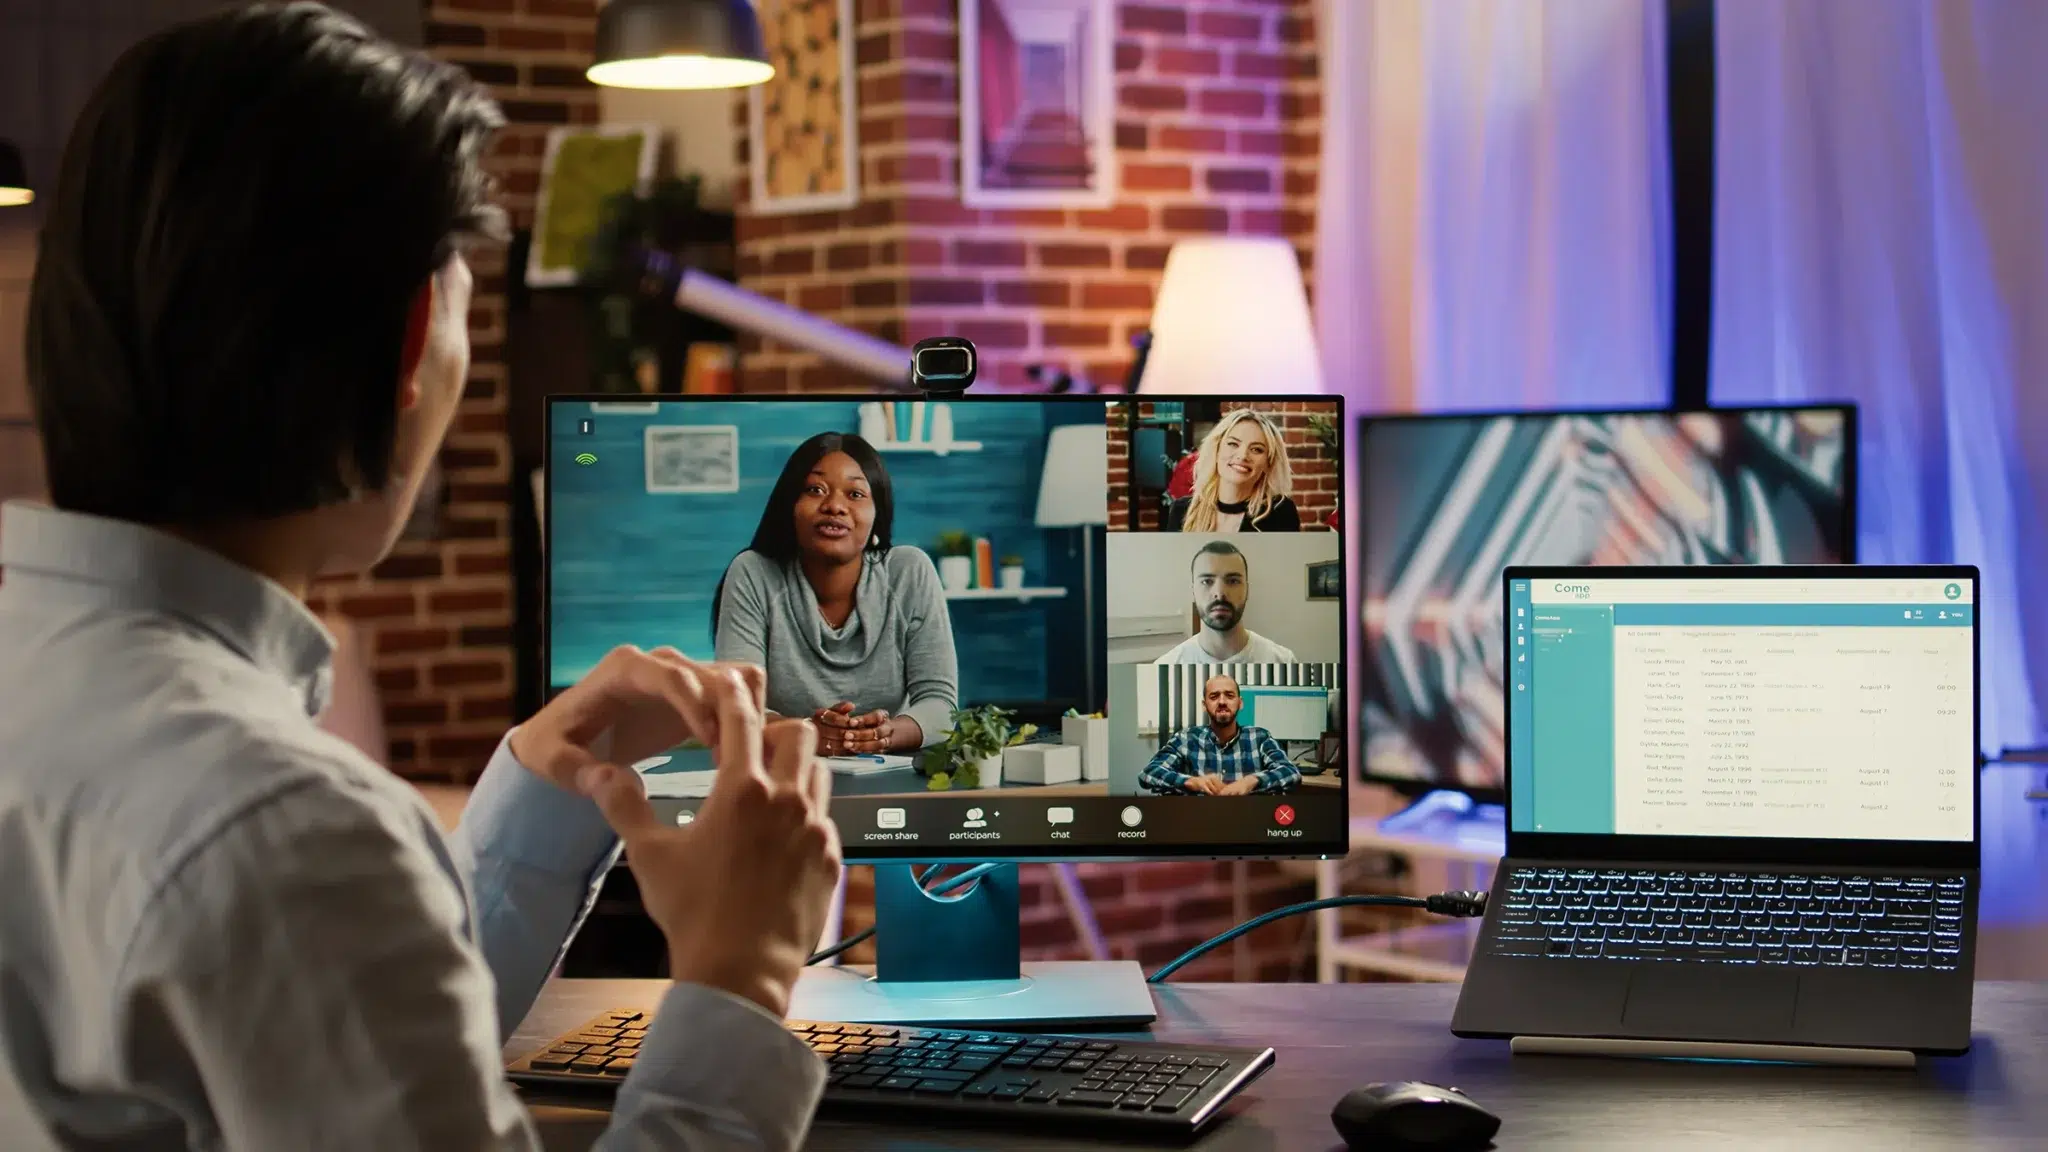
1553,582,1592,600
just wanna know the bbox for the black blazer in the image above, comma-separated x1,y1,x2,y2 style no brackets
1164,494,1303,532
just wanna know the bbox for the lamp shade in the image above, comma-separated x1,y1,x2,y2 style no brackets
589,0,774,90
0,140,31,207
1139,237,1323,395
1034,424,1108,527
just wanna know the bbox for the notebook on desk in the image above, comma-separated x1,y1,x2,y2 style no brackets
827,754,916,776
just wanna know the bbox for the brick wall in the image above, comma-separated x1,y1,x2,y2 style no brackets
735,0,1321,394
1106,399,1338,532
308,0,602,782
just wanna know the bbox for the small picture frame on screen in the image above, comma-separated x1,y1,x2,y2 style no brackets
644,425,740,494
1306,560,1340,601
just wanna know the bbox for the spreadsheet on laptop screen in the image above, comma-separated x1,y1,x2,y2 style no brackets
1506,576,1974,841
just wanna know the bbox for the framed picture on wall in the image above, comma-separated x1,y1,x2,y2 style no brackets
748,0,859,215
960,0,1117,208
526,123,659,287
1307,560,1340,601
645,425,741,494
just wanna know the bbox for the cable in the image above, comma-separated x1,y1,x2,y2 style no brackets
1146,890,1489,984
805,863,1005,966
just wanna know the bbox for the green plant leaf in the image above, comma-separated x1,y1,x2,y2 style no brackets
956,762,980,789
926,771,952,791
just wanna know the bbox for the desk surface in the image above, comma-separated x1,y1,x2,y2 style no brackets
510,978,2048,1150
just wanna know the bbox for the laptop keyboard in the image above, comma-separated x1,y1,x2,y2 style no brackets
1489,868,1965,971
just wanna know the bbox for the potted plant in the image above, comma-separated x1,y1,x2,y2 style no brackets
921,704,1037,791
934,530,975,591
998,554,1025,590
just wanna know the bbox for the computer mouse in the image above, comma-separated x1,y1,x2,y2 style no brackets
1331,1081,1500,1151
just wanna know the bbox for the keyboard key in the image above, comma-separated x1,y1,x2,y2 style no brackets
842,1074,883,1089
1061,1090,1123,1107
876,1076,920,1092
1023,1086,1059,1103
914,1079,965,1094
960,1083,994,1098
990,1084,1029,1100
531,1055,573,1070
1151,1086,1199,1112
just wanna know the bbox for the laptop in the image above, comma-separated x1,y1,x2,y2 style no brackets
1452,564,1981,1058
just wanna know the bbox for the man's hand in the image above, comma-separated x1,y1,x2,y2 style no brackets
581,673,842,1017
1219,776,1260,797
1184,774,1225,795
508,645,764,790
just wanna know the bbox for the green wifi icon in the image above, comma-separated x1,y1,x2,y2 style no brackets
574,452,598,466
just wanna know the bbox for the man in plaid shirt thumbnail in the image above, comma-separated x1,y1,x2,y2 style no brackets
1139,674,1301,795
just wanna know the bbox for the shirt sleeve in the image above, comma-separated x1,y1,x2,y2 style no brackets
1252,731,1302,793
712,555,772,667
446,732,620,1039
1139,731,1196,794
118,775,825,1152
894,549,960,747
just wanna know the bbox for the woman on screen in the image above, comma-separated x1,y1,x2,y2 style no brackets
1167,408,1301,532
713,431,959,755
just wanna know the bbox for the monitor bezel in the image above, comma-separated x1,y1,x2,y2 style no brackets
1501,562,1981,870
1352,401,1862,803
542,391,1353,864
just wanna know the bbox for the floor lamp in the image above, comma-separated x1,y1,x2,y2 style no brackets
1034,423,1109,710
1137,236,1324,394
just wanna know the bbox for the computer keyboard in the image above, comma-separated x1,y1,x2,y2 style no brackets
507,1011,1275,1136
1488,867,1966,971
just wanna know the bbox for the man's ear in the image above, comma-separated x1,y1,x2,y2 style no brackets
396,279,433,410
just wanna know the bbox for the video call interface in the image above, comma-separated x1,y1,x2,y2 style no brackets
547,396,1348,855
1357,406,1854,797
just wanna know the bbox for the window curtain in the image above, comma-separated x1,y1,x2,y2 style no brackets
1710,0,2048,752
1313,0,1672,413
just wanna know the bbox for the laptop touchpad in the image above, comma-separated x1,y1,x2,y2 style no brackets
1622,966,1798,1040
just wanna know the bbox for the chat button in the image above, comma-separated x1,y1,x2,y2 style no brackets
1047,806,1074,825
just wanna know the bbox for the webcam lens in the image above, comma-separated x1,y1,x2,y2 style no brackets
918,347,972,378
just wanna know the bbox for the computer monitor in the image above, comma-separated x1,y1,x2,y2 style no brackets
545,392,1348,1024
1354,405,1857,811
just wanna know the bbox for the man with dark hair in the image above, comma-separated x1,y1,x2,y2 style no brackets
1155,540,1299,663
0,4,841,1149
1138,674,1301,795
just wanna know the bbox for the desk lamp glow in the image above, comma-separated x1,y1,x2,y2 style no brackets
0,140,31,207
1139,237,1323,394
588,0,775,90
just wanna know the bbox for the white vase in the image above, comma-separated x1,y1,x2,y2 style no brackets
974,751,1003,789
856,402,887,444
999,565,1025,589
939,555,973,591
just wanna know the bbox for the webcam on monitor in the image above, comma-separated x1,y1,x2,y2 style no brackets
910,336,976,397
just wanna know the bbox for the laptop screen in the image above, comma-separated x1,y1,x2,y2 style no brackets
1507,574,1975,842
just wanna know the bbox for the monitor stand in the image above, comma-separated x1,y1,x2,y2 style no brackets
1378,789,1506,846
789,864,1157,1030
